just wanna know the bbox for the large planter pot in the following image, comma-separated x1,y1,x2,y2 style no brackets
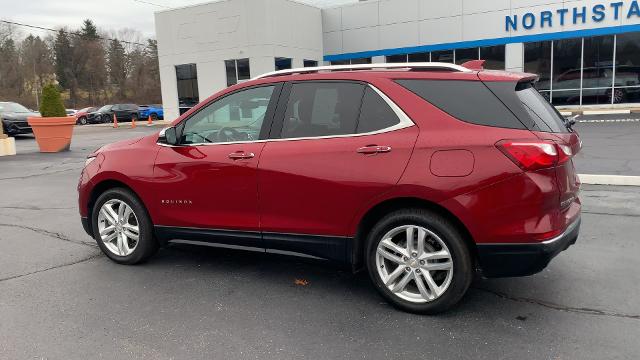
27,116,76,153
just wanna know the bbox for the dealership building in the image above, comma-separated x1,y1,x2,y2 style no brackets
155,0,640,120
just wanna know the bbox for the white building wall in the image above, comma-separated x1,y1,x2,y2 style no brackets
155,0,323,121
322,0,640,64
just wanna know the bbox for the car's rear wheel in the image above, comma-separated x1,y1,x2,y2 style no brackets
92,188,158,264
366,209,473,314
150,113,158,121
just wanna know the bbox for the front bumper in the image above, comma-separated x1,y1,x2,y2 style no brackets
2,120,32,135
476,216,581,278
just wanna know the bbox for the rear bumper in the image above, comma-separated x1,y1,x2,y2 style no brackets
476,216,581,278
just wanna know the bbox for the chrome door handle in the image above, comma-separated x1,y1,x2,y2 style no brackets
357,145,392,154
228,151,255,160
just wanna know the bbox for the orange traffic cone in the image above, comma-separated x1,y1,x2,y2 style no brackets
112,113,118,128
131,116,136,128
147,115,152,126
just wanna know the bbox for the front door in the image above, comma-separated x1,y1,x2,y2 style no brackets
152,84,281,246
257,81,418,261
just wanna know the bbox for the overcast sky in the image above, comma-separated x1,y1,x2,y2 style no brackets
2,0,355,39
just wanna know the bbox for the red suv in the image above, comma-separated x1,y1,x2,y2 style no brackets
78,62,581,313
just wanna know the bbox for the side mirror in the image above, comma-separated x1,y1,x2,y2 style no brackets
158,127,179,145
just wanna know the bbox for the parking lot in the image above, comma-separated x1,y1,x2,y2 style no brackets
1,122,639,359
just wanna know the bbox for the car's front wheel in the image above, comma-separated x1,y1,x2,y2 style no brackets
92,188,158,264
78,117,87,125
366,209,473,314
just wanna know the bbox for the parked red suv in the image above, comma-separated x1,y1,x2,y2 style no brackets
78,62,581,313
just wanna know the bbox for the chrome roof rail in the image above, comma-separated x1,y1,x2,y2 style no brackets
252,62,472,80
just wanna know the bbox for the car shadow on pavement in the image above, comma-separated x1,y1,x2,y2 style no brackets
137,242,488,315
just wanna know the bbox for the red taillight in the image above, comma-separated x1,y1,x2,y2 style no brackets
496,139,572,171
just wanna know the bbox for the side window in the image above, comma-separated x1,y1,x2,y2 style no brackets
396,79,525,129
356,87,400,133
281,82,365,138
112,105,121,111
180,85,275,144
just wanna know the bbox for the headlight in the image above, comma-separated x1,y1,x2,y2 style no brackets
85,156,96,167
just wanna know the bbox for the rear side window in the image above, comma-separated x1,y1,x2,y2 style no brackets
515,83,569,133
356,87,400,133
395,79,525,129
281,82,365,138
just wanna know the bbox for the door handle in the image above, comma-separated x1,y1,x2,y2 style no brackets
357,145,392,154
228,151,255,160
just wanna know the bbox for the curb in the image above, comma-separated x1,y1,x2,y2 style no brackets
579,174,640,186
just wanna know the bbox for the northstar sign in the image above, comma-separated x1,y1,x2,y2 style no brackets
506,1,640,31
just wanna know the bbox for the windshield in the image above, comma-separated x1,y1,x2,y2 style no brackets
0,102,31,113
98,105,112,112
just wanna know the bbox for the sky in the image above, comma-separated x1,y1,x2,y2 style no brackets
1,0,356,39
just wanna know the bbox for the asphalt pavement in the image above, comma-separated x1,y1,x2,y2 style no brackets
0,123,639,359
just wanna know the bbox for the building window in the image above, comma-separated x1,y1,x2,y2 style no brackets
480,45,505,70
225,58,250,87
551,38,582,105
614,33,640,103
386,54,407,63
455,48,479,65
583,35,614,105
275,57,292,71
350,57,372,64
175,63,199,108
431,50,454,63
524,41,552,100
331,58,371,65
304,59,318,67
408,53,429,62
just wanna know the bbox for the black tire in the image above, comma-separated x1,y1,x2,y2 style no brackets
365,209,473,314
150,113,158,121
79,117,87,125
131,114,138,122
91,188,158,264
103,115,112,124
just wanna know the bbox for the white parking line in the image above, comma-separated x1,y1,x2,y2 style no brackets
579,174,640,186
577,119,640,123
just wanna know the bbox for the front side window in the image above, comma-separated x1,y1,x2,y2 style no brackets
281,82,365,138
179,85,275,145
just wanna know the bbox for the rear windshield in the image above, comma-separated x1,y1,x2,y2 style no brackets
514,83,569,133
395,79,526,129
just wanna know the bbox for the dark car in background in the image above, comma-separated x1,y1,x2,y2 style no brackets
0,101,40,136
86,104,140,124
138,104,164,121
75,106,99,125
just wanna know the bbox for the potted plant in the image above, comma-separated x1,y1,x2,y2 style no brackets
28,84,77,153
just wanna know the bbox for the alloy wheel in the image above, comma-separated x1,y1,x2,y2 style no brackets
97,199,140,256
375,225,453,303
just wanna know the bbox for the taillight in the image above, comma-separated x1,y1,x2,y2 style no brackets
496,139,572,171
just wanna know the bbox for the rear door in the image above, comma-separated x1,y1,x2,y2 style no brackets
257,81,418,261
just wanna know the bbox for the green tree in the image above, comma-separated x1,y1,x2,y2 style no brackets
54,30,73,89
80,19,99,40
107,39,127,99
39,84,67,117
